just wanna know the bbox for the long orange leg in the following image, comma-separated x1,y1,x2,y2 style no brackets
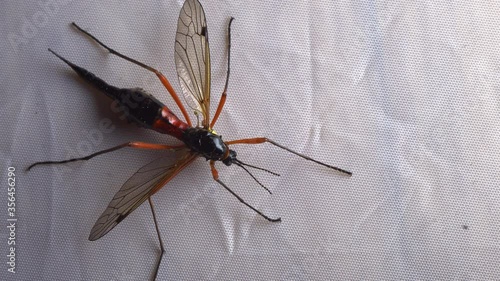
226,137,352,176
210,17,234,129
27,142,185,171
210,160,281,222
71,22,192,127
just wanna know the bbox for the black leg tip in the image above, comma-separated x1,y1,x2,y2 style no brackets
26,163,37,172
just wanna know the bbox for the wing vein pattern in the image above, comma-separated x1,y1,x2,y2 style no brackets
175,0,211,127
89,150,197,240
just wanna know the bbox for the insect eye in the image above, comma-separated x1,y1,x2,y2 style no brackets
222,150,236,166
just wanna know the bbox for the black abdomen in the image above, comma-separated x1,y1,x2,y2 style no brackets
49,49,166,129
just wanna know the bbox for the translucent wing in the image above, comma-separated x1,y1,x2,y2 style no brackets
175,0,211,128
89,150,197,240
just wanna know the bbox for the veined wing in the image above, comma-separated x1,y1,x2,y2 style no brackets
89,150,197,241
175,0,211,128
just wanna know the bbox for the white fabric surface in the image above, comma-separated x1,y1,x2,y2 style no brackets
2,1,500,280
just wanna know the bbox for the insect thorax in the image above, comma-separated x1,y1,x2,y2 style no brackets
182,128,228,161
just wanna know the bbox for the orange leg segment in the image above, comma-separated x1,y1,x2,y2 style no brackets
226,137,352,176
226,137,267,145
210,92,226,129
155,73,192,127
128,142,185,150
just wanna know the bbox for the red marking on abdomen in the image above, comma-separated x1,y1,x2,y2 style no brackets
152,106,190,140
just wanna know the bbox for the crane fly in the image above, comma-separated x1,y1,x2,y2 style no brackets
28,0,352,279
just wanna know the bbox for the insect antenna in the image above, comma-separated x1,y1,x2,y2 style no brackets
234,159,280,176
211,160,280,222
234,161,273,194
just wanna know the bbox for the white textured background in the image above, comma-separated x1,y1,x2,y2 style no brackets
2,0,500,280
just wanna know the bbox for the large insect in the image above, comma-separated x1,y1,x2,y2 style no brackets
28,0,351,279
